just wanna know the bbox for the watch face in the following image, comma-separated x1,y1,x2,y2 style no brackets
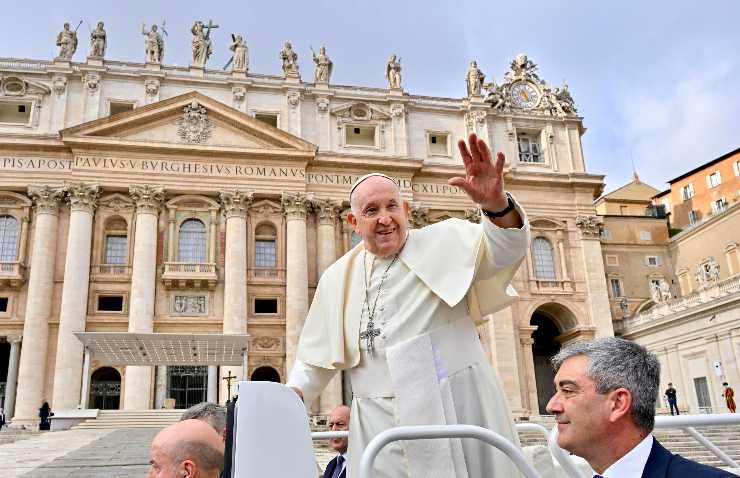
510,82,540,109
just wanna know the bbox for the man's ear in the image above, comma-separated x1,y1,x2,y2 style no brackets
181,459,195,477
347,211,358,231
403,201,410,218
608,388,633,423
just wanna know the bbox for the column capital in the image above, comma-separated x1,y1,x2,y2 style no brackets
410,202,429,228
220,189,255,219
28,185,65,216
282,192,312,220
129,185,165,215
312,198,341,226
6,334,22,344
464,208,481,224
575,215,603,238
65,183,99,213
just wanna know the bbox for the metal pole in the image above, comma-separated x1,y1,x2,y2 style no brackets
358,424,541,478
683,426,740,468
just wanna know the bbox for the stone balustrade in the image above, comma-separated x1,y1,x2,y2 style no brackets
162,262,218,289
0,261,26,289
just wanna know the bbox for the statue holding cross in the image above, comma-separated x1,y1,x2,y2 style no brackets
191,19,219,67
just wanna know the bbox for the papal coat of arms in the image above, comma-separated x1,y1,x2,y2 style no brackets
176,100,214,144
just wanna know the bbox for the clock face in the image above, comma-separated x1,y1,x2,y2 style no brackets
510,82,540,109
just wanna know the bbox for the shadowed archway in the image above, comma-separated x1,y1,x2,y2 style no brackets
250,366,281,382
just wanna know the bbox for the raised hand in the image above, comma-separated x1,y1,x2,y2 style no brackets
449,132,508,212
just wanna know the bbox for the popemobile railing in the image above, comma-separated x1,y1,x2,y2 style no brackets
312,413,740,478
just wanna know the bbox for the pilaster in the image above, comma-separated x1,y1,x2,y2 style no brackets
4,335,22,419
575,215,614,337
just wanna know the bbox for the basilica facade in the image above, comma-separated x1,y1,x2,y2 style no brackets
0,38,610,426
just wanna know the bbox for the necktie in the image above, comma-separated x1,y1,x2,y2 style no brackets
593,475,604,478
332,455,345,478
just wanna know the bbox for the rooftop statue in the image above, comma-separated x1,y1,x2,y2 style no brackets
466,60,485,97
386,54,402,89
56,21,80,60
312,46,333,84
191,20,218,68
227,34,249,73
280,41,299,77
88,21,107,59
142,23,165,64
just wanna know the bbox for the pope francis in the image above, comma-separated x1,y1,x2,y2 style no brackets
286,133,531,478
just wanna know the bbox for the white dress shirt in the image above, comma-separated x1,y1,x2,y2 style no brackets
597,434,654,478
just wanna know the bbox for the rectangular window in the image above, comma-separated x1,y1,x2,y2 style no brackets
255,239,276,268
712,199,727,214
97,295,124,312
734,161,740,177
681,183,695,201
255,113,278,128
104,235,128,265
606,255,619,266
640,230,652,241
109,102,135,116
0,101,33,125
428,132,450,156
707,171,722,188
645,256,661,267
345,125,376,147
517,133,543,163
688,210,698,225
610,279,622,297
0,297,8,312
254,298,278,314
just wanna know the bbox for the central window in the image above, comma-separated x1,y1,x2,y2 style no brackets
255,240,276,268
104,235,127,264
532,237,556,279
0,215,19,262
517,133,542,163
345,125,376,147
178,219,207,263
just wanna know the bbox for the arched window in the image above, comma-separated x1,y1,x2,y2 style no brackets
0,215,19,262
532,237,556,280
103,217,128,265
178,219,207,263
254,222,277,268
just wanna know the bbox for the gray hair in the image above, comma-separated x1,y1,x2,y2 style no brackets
551,337,660,432
180,402,227,435
173,438,223,474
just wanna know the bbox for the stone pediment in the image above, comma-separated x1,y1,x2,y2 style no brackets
60,91,315,156
330,102,391,121
0,76,51,97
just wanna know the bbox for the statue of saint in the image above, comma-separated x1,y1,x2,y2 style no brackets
191,20,218,67
619,297,630,317
89,21,107,58
280,41,299,76
312,46,333,83
142,23,165,64
229,35,249,72
466,61,485,97
386,54,402,89
56,22,78,60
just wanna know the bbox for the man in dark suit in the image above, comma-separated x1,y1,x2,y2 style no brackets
323,405,350,478
546,337,733,477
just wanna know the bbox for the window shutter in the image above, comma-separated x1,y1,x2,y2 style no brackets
706,175,712,188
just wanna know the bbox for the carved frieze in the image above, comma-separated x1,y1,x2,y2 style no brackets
172,295,207,315
176,100,213,144
219,189,254,219
129,185,165,215
98,193,135,213
28,185,64,216
250,336,283,351
65,183,99,213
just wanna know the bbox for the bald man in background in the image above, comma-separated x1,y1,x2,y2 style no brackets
148,418,225,478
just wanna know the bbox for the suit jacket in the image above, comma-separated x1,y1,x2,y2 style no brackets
323,455,346,478
642,438,734,477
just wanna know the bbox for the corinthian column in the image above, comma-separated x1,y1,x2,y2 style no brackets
52,184,99,410
13,186,64,426
123,185,165,410
219,189,253,399
282,192,311,375
313,198,343,414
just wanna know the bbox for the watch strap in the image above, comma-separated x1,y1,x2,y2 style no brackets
481,196,515,219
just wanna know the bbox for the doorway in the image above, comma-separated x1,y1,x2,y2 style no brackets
168,366,208,409
89,367,121,410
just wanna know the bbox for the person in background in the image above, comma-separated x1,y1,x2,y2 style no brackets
148,419,224,478
323,405,350,478
664,383,679,416
723,383,736,413
39,400,52,431
181,401,227,439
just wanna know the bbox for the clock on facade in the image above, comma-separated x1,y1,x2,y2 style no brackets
510,81,540,109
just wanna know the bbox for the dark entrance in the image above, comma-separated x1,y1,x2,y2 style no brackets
89,367,121,410
250,366,281,382
0,342,9,409
168,366,208,408
530,313,561,415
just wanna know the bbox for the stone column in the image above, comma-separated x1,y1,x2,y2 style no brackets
313,199,343,413
79,348,92,409
219,190,253,392
154,366,168,409
489,307,525,416
13,186,64,426
518,327,538,416
575,216,614,337
282,193,310,375
123,185,165,410
4,335,22,419
207,366,218,403
52,184,99,410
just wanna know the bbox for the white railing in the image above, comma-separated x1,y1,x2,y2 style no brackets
163,262,216,274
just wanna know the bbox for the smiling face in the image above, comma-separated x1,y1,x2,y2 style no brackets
546,355,613,459
348,176,409,257
328,406,350,454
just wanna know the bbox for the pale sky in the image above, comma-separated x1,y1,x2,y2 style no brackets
3,0,739,193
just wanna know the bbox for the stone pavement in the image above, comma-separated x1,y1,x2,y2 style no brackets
1,426,337,477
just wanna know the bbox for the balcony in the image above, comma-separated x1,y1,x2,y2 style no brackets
0,262,26,289
248,268,286,283
529,279,573,295
163,262,218,290
90,264,132,282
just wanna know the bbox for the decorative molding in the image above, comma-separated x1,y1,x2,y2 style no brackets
83,72,100,94
144,78,160,97
312,198,341,225
281,192,312,220
129,185,165,215
65,183,99,213
250,336,282,351
27,185,64,216
52,76,68,95
248,199,282,218
575,215,602,237
232,86,246,104
1,76,51,97
287,90,301,109
176,100,214,144
219,189,254,219
464,208,481,224
98,193,135,212
316,97,329,114
410,202,429,228
390,103,405,118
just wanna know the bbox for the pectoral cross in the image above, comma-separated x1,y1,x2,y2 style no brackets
223,371,237,400
360,319,381,354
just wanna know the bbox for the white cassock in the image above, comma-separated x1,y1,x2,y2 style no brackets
287,198,530,478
